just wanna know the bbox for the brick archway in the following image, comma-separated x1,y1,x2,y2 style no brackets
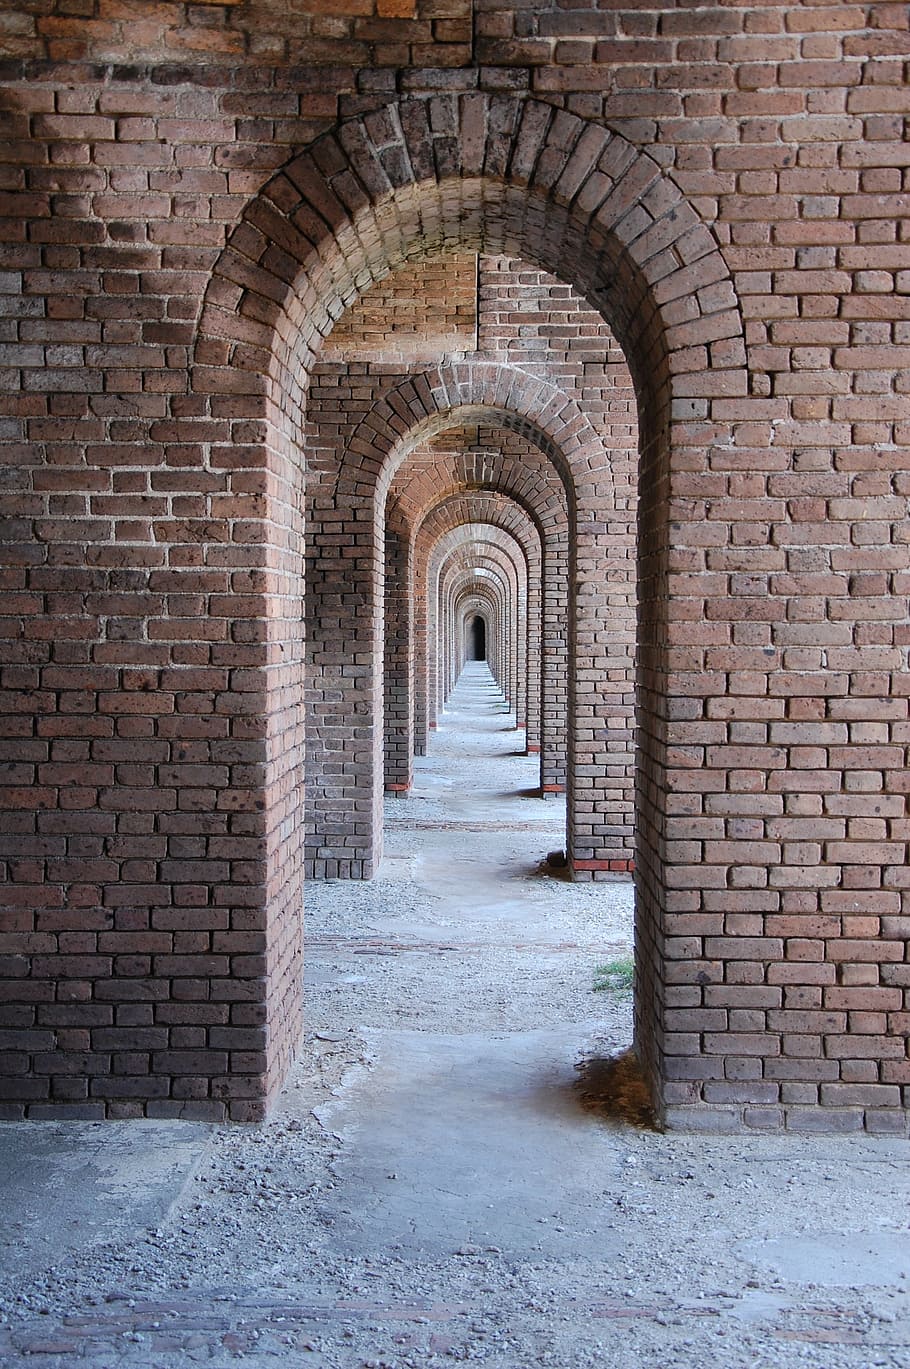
196,93,743,431
306,369,632,880
383,419,574,788
428,520,532,750
446,559,515,699
188,91,746,1122
1,37,904,1138
386,491,544,796
344,370,584,859
412,494,547,759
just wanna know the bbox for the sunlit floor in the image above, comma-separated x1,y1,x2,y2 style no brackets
1,664,908,1368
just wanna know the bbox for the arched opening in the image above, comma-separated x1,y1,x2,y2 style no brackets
313,371,622,881
193,93,746,1121
469,615,487,663
387,442,561,789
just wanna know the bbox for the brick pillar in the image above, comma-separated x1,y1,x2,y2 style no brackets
540,540,569,794
384,524,414,794
566,510,636,876
305,495,384,880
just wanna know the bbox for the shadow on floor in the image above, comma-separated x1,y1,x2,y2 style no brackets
533,855,572,881
574,1049,658,1131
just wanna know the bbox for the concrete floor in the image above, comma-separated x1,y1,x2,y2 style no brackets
1,664,909,1367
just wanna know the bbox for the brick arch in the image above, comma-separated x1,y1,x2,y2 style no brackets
385,427,569,541
451,574,510,692
384,435,566,761
309,356,623,877
190,91,747,1123
196,92,744,448
459,593,495,668
423,511,535,753
403,479,561,790
439,540,524,726
341,360,605,515
385,491,539,794
313,358,630,863
307,364,600,884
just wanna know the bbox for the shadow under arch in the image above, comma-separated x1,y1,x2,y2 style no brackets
190,92,748,1123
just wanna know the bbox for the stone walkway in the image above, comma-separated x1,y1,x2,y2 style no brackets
1,664,909,1367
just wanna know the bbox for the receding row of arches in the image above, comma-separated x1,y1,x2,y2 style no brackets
192,90,747,1117
303,355,633,881
0,89,756,1124
2,52,901,1136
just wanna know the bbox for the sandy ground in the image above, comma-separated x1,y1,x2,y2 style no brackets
1,664,909,1368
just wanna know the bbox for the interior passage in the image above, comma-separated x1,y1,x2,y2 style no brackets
468,615,487,663
303,657,637,1248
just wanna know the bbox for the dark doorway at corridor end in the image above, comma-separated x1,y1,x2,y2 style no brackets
469,614,486,662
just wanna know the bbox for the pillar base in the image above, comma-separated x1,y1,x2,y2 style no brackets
571,857,635,874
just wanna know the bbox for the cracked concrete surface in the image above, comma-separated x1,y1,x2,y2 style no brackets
1,663,909,1367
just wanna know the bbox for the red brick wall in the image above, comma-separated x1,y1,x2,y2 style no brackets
0,0,470,66
1,2,909,1131
323,253,478,363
